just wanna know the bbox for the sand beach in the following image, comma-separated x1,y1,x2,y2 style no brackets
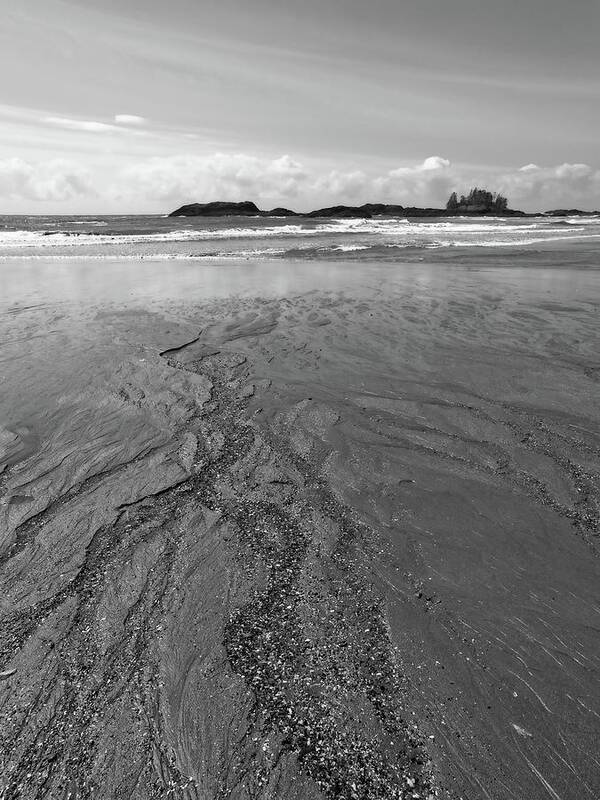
0,253,599,799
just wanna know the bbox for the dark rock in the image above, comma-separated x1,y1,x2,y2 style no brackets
544,209,600,216
360,204,405,216
444,207,527,217
168,201,262,217
267,207,299,217
403,206,450,217
304,205,373,219
167,198,534,219
359,203,390,215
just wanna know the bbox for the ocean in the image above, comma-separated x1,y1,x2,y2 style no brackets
1,212,600,261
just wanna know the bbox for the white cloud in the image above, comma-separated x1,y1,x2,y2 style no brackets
310,158,600,211
44,116,118,133
313,170,369,200
114,153,461,209
498,162,600,209
1,150,597,211
422,156,451,170
111,154,600,211
519,163,539,172
0,157,94,201
114,114,146,125
116,153,308,205
373,156,454,206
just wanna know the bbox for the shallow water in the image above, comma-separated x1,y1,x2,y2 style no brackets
2,246,600,310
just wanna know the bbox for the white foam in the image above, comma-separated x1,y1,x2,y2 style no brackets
0,218,568,249
69,220,108,226
330,243,371,252
566,216,600,225
454,233,600,247
1,215,598,256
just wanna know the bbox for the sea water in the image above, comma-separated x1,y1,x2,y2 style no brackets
1,213,599,261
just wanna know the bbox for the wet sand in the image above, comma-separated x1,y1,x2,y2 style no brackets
1,257,599,799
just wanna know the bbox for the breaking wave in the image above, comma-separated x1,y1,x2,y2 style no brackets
1,213,599,259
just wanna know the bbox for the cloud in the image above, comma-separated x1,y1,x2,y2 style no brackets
313,170,369,200
44,116,118,133
1,150,597,211
0,157,94,201
114,114,146,125
116,153,308,204
114,154,459,209
308,158,600,211
422,156,451,170
498,162,600,209
370,158,600,211
373,156,454,206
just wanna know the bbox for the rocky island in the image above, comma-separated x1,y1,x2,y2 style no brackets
168,191,600,220
169,189,529,218
543,208,600,216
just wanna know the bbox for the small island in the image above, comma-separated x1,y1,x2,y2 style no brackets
168,189,529,218
445,188,508,214
543,208,600,217
169,190,600,219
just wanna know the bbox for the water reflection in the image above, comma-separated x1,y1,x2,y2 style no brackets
1,256,599,312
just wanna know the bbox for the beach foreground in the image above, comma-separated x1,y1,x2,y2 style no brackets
1,257,599,799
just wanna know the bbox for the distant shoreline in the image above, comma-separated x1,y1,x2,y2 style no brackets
168,200,600,219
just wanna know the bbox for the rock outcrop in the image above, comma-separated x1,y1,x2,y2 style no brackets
169,199,532,218
169,201,262,217
544,208,600,216
304,205,373,219
267,207,299,217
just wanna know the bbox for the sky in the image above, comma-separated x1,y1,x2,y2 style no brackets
0,0,599,213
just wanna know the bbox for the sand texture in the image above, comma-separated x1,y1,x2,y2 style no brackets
0,259,599,799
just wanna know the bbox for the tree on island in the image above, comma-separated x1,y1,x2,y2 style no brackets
446,192,459,211
446,187,508,212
